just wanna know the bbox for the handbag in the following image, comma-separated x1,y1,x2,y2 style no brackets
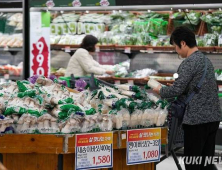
168,56,208,121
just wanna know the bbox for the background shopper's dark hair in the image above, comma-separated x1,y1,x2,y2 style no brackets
80,35,98,52
170,26,197,48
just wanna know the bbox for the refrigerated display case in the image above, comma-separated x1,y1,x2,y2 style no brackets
0,0,25,81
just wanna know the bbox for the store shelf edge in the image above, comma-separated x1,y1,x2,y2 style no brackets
0,47,23,52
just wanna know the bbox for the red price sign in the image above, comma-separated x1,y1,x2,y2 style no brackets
127,128,161,165
31,37,49,77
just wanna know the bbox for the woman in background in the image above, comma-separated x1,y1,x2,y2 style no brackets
65,35,113,77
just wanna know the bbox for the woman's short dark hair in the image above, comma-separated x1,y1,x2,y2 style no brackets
80,35,98,52
170,26,197,48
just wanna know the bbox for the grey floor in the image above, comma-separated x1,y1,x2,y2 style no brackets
157,156,222,170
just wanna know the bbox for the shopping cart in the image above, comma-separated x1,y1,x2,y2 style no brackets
168,113,184,170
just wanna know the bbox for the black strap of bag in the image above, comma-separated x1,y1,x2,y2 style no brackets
184,56,208,105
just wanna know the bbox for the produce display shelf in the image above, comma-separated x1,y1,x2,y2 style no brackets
0,47,23,52
51,44,116,51
51,44,220,53
198,47,216,52
0,75,22,80
98,73,175,86
215,47,222,53
0,128,167,170
97,76,148,85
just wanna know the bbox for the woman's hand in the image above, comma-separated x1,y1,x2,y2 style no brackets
153,84,162,95
105,70,114,75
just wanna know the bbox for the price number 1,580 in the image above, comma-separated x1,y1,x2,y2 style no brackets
93,155,111,165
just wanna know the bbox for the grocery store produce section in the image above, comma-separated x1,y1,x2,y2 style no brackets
0,1,222,170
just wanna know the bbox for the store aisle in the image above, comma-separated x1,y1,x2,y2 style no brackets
157,156,222,170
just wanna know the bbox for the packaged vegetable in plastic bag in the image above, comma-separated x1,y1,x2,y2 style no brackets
210,26,222,35
122,34,137,45
95,23,105,33
129,109,143,128
204,34,218,47
37,113,60,134
98,114,113,131
150,38,159,47
58,35,71,44
154,104,162,126
148,19,168,36
61,114,83,133
183,10,201,26
133,21,148,34
156,106,168,126
196,36,204,47
16,114,37,134
68,22,77,34
61,23,69,34
85,23,95,34
77,22,85,34
119,108,130,129
218,35,222,47
141,108,156,127
171,12,185,20
0,116,14,133
81,114,98,133
56,24,63,35
135,33,151,46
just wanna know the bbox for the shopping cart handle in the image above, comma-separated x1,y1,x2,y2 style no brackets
96,78,115,88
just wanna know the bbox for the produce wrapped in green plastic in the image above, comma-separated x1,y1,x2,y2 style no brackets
111,34,121,45
110,24,120,33
56,24,63,35
201,12,222,25
85,23,95,34
210,26,222,35
213,10,222,17
61,23,69,34
135,33,151,45
68,22,77,34
51,24,56,35
148,19,168,36
122,34,137,45
150,38,165,47
77,22,84,34
133,21,149,33
95,23,105,33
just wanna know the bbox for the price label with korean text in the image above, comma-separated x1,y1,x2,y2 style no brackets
127,128,161,165
75,132,113,170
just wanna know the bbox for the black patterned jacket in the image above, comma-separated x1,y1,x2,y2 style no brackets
160,51,222,125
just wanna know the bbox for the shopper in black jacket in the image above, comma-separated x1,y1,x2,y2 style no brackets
153,26,221,170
